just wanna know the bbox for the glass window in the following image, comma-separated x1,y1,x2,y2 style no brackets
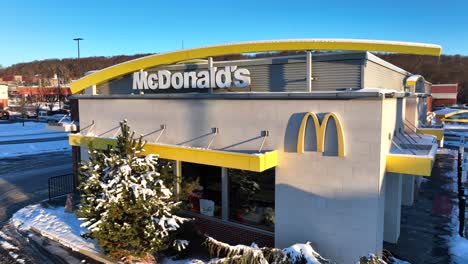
180,162,222,218
228,168,275,231
156,158,176,193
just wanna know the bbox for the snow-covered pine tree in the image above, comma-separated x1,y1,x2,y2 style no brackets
78,119,189,259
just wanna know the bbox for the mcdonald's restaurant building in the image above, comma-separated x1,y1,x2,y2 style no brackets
68,40,444,263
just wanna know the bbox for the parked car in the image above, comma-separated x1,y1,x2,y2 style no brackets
38,110,49,121
46,114,70,123
0,110,9,120
26,111,38,118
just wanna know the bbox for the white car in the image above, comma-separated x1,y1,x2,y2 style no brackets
45,114,69,123
38,111,49,121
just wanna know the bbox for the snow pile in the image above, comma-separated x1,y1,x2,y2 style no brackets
205,236,332,264
0,231,25,263
282,243,321,264
449,235,468,263
10,204,99,254
0,240,18,250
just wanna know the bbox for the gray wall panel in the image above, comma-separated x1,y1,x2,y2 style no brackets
363,61,407,91
97,53,370,94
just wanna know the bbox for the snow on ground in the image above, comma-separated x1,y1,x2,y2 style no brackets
11,204,99,254
161,259,205,264
0,230,24,263
391,257,411,264
0,122,46,136
0,121,70,157
0,121,67,139
0,140,70,158
442,148,468,263
449,234,468,263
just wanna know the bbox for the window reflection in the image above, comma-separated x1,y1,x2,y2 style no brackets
180,162,222,218
228,168,275,231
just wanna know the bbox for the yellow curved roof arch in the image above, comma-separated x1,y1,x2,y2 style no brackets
70,39,442,94
437,109,468,120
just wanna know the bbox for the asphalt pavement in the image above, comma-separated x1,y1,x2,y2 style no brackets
0,150,72,226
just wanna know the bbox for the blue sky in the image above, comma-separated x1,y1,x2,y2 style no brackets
1,0,467,67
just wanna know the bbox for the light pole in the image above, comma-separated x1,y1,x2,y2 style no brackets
73,38,83,59
73,38,83,78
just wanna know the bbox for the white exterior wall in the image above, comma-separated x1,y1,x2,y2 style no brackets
78,97,394,263
0,85,8,100
405,97,419,130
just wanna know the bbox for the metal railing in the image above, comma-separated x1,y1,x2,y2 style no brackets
48,173,75,200
404,119,423,139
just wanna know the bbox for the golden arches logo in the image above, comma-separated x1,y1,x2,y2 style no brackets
296,112,345,157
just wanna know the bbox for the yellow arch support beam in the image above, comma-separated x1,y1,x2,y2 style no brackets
438,109,468,119
70,39,442,94
296,112,345,157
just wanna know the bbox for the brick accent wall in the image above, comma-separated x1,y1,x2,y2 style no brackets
0,99,7,110
433,98,457,106
191,215,274,247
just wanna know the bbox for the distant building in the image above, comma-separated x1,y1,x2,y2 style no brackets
0,75,23,84
14,86,72,96
431,83,458,106
0,85,7,109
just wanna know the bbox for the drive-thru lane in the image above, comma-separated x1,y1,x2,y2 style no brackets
0,151,72,225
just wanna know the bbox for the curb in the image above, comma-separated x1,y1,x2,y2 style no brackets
30,226,115,264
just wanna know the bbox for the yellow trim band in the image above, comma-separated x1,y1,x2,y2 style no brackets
416,128,444,141
70,39,442,94
70,134,277,172
296,112,345,157
386,154,434,176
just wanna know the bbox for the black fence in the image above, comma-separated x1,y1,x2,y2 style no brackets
48,173,75,200
458,137,466,237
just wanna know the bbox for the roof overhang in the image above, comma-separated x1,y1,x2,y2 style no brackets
69,134,277,172
386,136,438,177
70,39,442,94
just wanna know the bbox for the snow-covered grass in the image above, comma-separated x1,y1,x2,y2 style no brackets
11,204,99,254
0,140,70,158
0,121,70,157
0,121,67,138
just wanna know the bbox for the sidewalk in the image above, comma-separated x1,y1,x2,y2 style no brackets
0,197,101,264
384,149,457,264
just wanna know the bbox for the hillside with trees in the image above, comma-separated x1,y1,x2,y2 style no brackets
379,54,468,103
1,52,467,102
0,54,151,84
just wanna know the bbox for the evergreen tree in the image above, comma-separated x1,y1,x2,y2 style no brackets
78,120,189,259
